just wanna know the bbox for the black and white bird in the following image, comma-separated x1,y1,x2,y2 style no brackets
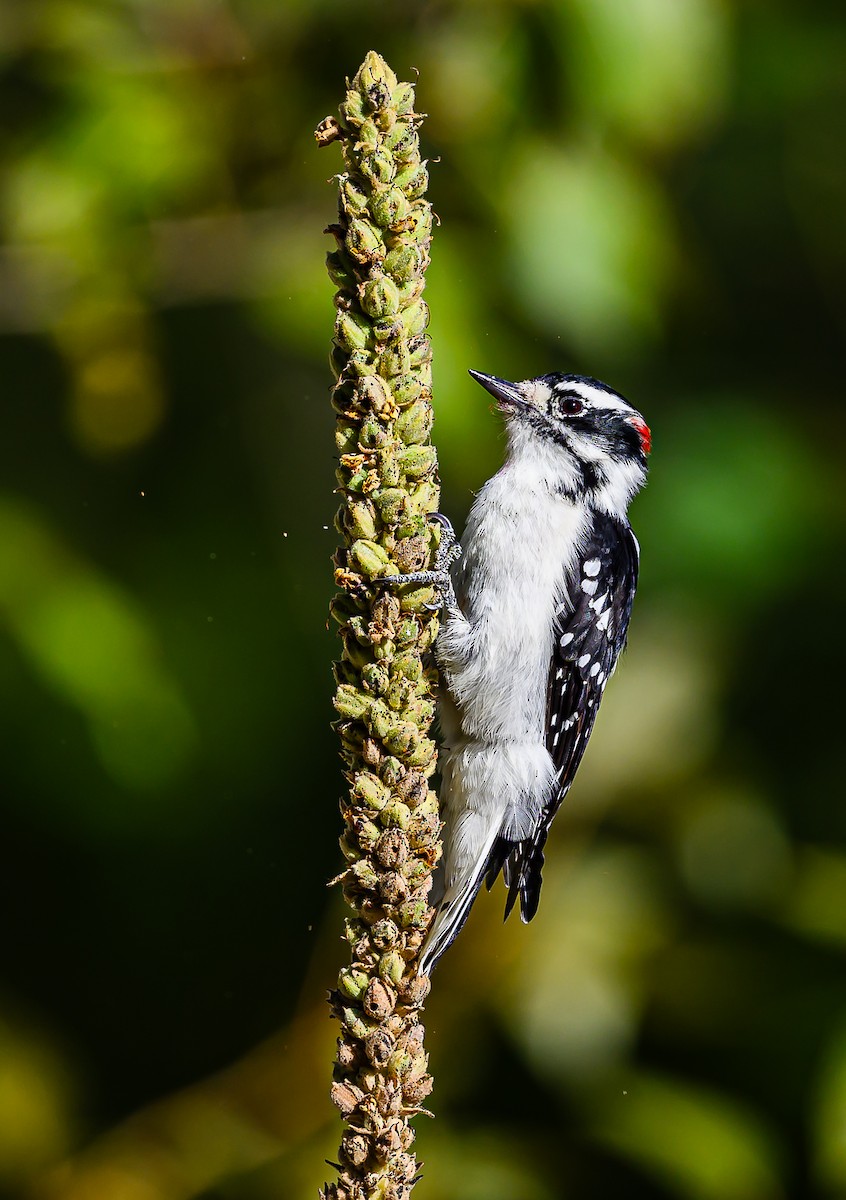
392,369,650,976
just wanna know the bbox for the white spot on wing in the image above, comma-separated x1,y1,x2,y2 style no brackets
589,592,607,612
596,609,611,632
560,632,574,647
584,559,600,576
581,578,598,596
590,662,600,677
578,654,590,668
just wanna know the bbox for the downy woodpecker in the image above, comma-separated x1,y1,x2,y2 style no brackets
389,369,650,975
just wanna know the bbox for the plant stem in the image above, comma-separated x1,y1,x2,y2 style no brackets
316,51,441,1200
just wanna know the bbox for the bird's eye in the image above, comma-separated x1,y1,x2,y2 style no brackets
560,396,584,416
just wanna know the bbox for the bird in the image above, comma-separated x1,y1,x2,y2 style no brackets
389,368,650,976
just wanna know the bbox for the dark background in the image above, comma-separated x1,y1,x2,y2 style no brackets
1,3,845,1198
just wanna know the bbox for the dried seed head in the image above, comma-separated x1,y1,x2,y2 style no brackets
331,1079,364,1118
363,977,397,1021
320,49,440,1197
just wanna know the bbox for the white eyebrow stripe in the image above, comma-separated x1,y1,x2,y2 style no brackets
556,382,634,414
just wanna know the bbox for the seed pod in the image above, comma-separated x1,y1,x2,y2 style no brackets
395,399,432,445
353,771,388,811
346,217,384,263
360,275,400,319
334,310,369,354
369,186,409,230
363,978,397,1021
375,487,410,527
338,966,370,1000
333,685,371,720
383,245,420,285
349,539,389,577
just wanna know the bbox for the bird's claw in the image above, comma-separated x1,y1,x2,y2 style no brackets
380,512,461,613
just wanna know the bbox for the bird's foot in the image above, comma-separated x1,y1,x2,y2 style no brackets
381,513,461,612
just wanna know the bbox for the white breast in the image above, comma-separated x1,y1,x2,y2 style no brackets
437,450,588,745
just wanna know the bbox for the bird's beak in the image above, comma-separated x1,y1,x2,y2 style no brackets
468,370,531,413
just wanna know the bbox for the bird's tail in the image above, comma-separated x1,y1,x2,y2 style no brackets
418,824,508,976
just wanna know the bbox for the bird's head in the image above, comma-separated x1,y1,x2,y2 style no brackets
469,369,650,511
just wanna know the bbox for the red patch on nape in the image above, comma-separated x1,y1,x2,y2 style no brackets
629,417,652,455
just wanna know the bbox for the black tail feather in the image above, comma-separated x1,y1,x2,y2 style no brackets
517,829,549,923
484,835,515,891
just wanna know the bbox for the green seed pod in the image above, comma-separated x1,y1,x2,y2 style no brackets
391,373,424,407
406,696,435,727
341,178,370,217
346,497,378,540
394,617,419,645
372,316,403,344
350,538,389,577
361,147,395,185
361,661,390,695
334,685,372,720
385,120,417,161
353,773,388,812
340,1007,371,1041
378,950,405,987
397,277,424,309
383,720,419,757
398,897,429,929
355,118,379,155
335,309,371,353
341,89,366,127
408,202,433,241
383,244,420,285
409,478,439,511
360,275,401,319
385,677,413,712
400,299,429,337
397,444,436,479
381,800,412,830
369,186,409,230
351,858,379,890
342,636,371,670
347,348,377,377
335,422,360,454
379,341,411,377
373,104,396,132
406,736,438,771
395,161,428,198
326,250,356,288
408,334,433,368
373,638,396,663
375,487,411,527
378,449,401,487
346,217,384,263
391,652,422,682
391,81,415,115
338,966,370,1000
356,52,398,101
395,400,433,446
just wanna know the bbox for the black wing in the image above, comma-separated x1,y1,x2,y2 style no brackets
493,511,640,921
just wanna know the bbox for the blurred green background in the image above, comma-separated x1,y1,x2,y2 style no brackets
1,2,845,1198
